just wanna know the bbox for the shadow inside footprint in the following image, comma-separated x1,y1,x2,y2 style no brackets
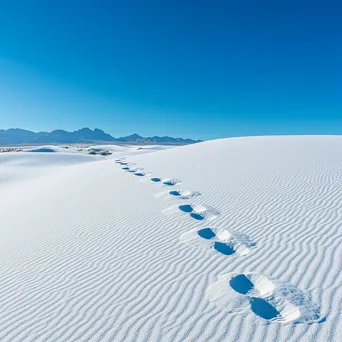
170,191,180,196
230,274,254,294
250,297,280,320
214,242,235,255
151,178,161,182
164,180,177,186
190,213,205,220
179,205,193,213
122,167,130,170
135,173,144,176
198,228,216,240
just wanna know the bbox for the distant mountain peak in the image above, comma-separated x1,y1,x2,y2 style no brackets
78,127,93,133
126,133,143,139
0,128,201,146
94,128,105,133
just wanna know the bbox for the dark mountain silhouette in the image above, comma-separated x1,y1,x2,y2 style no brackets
0,128,200,145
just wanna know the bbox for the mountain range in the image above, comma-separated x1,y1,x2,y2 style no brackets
0,128,201,145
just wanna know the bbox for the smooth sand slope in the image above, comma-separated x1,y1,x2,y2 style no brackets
0,136,341,341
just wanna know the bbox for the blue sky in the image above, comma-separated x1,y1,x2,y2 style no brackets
0,1,340,140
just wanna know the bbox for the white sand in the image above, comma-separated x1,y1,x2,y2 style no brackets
0,136,341,341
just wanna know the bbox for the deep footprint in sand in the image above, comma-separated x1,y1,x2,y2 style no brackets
116,159,133,166
250,297,281,320
229,274,254,294
229,273,275,297
197,228,216,240
179,204,219,221
181,227,254,256
117,159,135,167
128,166,141,173
163,178,182,186
151,177,182,186
206,272,322,324
134,170,151,177
115,158,126,164
213,242,235,255
169,190,201,199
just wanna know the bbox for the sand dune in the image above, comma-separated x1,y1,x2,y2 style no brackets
0,136,341,341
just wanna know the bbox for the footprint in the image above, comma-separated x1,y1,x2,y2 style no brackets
179,204,193,213
169,190,201,199
181,227,254,257
250,297,281,320
179,204,219,221
151,177,182,186
117,159,135,167
214,242,235,256
195,229,238,256
128,166,140,173
229,273,275,297
229,274,254,294
115,158,126,164
197,228,216,240
206,272,322,324
163,178,182,186
116,158,129,165
134,170,151,177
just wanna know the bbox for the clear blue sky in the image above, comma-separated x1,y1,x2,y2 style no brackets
0,0,341,140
